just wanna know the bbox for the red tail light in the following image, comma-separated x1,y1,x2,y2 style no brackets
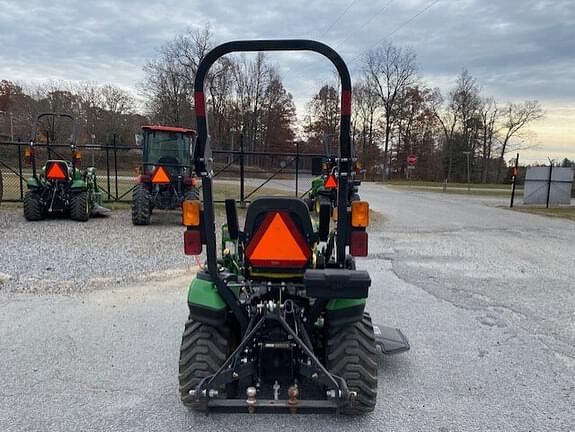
183,176,196,186
350,231,368,257
184,230,202,255
137,174,151,184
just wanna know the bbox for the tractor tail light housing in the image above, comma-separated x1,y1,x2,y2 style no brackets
184,230,202,255
182,200,201,226
183,176,196,187
73,150,82,166
351,201,369,227
350,231,368,257
24,147,33,164
137,174,151,184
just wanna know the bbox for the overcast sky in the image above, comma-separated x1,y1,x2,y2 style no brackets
1,0,573,162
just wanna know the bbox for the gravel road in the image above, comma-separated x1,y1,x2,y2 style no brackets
0,208,197,293
1,185,574,431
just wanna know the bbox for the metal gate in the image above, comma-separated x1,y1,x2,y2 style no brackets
0,139,324,204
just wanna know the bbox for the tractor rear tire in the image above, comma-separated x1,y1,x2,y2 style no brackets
70,191,90,222
132,184,151,225
326,312,378,415
23,191,44,221
178,318,231,410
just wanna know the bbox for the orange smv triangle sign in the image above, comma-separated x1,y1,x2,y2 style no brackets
324,174,337,188
152,166,171,183
246,212,310,268
46,162,67,180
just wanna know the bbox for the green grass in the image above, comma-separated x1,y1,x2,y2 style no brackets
0,177,290,206
385,180,523,197
386,180,518,189
507,206,575,222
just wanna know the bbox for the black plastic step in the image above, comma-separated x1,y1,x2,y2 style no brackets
373,324,410,355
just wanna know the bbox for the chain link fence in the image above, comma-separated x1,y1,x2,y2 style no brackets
0,140,324,204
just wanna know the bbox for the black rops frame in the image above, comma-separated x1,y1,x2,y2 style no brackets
29,112,80,179
193,41,353,320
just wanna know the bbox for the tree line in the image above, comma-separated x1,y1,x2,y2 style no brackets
1,25,547,182
0,79,144,146
306,46,544,183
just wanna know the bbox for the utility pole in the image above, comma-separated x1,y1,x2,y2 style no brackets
510,153,520,208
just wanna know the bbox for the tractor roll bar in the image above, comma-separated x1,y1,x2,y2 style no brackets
30,112,79,146
29,112,80,179
194,40,353,270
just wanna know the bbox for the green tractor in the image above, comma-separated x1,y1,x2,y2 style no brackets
131,125,200,225
23,112,106,222
307,135,361,215
178,40,409,415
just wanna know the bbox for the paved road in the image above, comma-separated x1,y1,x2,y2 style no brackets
1,185,574,431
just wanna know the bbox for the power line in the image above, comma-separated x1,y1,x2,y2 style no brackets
330,0,395,52
286,0,396,80
295,0,441,99
281,0,358,78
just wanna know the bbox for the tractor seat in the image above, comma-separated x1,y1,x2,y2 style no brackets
243,196,316,276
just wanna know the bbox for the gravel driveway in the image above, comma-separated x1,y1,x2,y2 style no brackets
0,208,196,293
1,186,574,431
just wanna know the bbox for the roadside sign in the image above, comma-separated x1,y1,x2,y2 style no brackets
407,154,417,165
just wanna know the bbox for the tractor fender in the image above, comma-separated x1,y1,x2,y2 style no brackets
187,273,228,326
26,177,41,189
70,179,87,190
325,298,366,327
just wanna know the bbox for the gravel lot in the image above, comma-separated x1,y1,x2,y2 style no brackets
1,185,574,431
0,208,199,293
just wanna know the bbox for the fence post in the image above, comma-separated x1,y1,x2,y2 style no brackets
295,140,299,196
106,138,111,200
510,153,519,208
113,134,119,200
546,161,553,209
17,142,24,200
240,133,245,206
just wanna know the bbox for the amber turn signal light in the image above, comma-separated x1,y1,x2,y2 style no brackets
182,200,201,226
351,201,369,228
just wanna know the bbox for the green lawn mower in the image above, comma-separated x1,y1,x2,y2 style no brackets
23,112,108,221
179,40,409,415
131,125,200,225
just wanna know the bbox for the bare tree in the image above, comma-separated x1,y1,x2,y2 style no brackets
365,42,417,178
352,79,381,171
305,84,340,154
497,100,543,179
478,97,498,183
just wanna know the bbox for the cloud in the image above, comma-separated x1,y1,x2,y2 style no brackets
0,0,573,160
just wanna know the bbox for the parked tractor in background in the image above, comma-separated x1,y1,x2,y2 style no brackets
132,125,200,225
23,112,106,222
307,136,361,214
